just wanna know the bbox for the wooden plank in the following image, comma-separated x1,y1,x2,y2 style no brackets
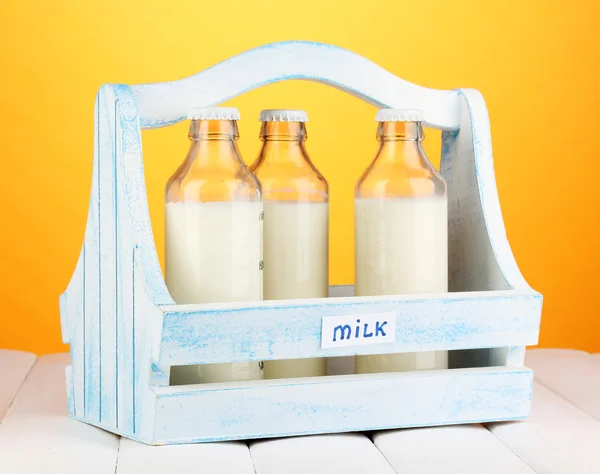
525,348,600,421
132,251,164,440
98,84,118,429
441,89,529,293
373,425,534,473
116,438,254,474
83,94,102,423
116,97,135,436
151,367,532,443
158,290,541,366
62,252,85,417
486,382,600,474
0,350,36,421
0,354,119,474
250,434,396,474
130,41,461,131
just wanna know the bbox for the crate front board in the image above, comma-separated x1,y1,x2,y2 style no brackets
59,41,542,445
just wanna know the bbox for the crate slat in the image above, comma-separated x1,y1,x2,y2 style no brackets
60,252,85,416
83,96,102,423
149,366,532,444
98,85,119,429
157,290,541,367
115,102,136,435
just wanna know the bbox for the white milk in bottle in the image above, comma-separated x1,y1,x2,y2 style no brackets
262,201,328,300
354,109,448,374
165,107,264,385
250,109,329,379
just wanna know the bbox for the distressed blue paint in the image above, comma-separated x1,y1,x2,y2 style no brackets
158,291,541,366
57,42,543,445
98,85,118,429
83,95,101,422
149,367,533,444
130,41,461,131
112,85,173,307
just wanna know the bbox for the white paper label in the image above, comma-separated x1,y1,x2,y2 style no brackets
321,312,397,349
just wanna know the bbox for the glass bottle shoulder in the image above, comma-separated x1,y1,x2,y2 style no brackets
356,144,446,200
166,143,261,203
251,147,328,203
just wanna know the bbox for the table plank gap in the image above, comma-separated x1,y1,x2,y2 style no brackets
250,433,396,474
0,353,119,474
485,381,600,474
0,350,37,422
372,424,536,473
591,353,600,369
115,437,255,473
526,348,600,421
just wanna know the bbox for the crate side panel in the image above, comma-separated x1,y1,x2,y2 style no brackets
159,291,541,366
441,89,531,293
111,83,170,436
441,89,539,367
151,367,533,444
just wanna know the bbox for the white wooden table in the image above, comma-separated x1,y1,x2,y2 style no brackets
0,349,599,473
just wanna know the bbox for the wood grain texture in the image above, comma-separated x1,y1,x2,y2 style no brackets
250,434,396,474
84,96,102,423
441,89,531,292
0,354,119,474
116,105,135,435
2,350,597,471
373,425,535,473
116,438,255,474
525,349,600,421
440,87,535,374
150,367,533,444
98,85,119,429
61,253,85,417
0,350,36,422
157,289,541,366
130,41,461,131
486,382,600,474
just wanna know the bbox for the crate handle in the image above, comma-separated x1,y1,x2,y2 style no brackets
129,41,461,131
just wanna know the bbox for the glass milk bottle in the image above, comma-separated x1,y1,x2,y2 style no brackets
354,109,448,373
250,109,328,379
165,107,264,385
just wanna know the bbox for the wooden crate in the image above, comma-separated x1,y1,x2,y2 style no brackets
59,41,542,445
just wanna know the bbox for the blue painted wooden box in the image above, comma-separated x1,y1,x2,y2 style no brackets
59,41,542,445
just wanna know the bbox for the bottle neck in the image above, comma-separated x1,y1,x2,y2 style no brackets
188,119,241,166
256,122,307,164
376,121,427,168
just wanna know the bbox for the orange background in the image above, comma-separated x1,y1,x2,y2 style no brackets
0,1,598,355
